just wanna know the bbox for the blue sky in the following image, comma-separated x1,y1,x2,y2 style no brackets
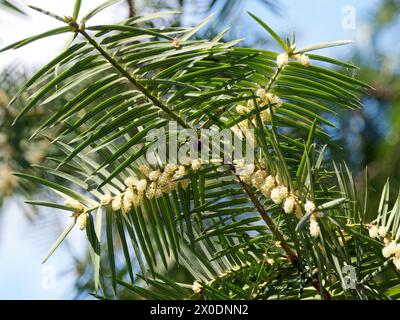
0,0,385,299
0,199,85,299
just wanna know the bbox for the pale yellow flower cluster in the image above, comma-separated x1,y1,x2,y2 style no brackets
276,52,311,68
235,88,283,133
76,214,88,230
66,161,203,230
101,161,202,213
192,281,203,294
64,198,84,213
368,224,387,238
172,36,181,48
309,214,320,238
234,161,321,237
304,200,320,238
235,161,299,213
368,224,400,271
64,198,87,230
